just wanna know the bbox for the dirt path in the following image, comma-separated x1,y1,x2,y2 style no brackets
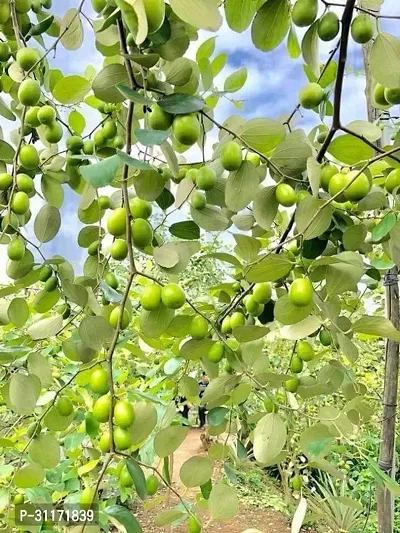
136,429,301,532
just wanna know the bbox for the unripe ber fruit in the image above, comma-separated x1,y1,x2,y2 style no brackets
318,11,340,41
39,265,52,282
111,239,128,260
187,515,201,533
191,191,206,210
196,166,216,190
44,122,63,144
19,145,39,170
385,168,400,193
297,340,314,362
11,191,29,215
44,276,58,292
114,400,135,428
207,341,224,363
143,0,165,34
292,0,318,27
105,271,118,289
89,367,109,395
384,88,400,106
173,114,200,146
220,316,231,334
289,278,313,307
186,168,198,183
146,474,159,496
246,152,260,166
148,104,173,130
374,83,389,107
80,487,96,508
131,218,153,248
15,0,31,14
319,328,332,346
190,315,209,339
328,172,348,202
7,237,25,261
98,195,110,210
230,311,245,329
17,48,40,71
299,82,324,109
56,396,73,417
91,0,107,13
14,494,24,505
107,207,127,236
275,183,296,207
344,170,371,202
88,241,99,256
119,465,134,487
220,140,242,171
161,283,186,309
114,135,124,149
25,106,41,128
290,355,304,374
83,140,95,155
320,163,338,192
264,397,278,413
129,197,152,219
351,15,374,44
66,135,83,153
291,474,302,491
285,376,299,393
99,432,110,453
0,172,13,190
109,306,131,329
141,284,162,311
0,42,11,62
37,105,56,125
113,426,132,450
253,282,272,304
16,173,34,193
0,3,10,24
18,79,41,107
93,394,111,423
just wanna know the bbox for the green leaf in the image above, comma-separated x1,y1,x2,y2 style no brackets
34,205,61,243
295,196,332,240
93,65,130,103
307,157,321,197
27,315,63,340
165,57,193,86
328,134,374,165
246,253,293,282
209,483,239,520
345,120,382,143
53,75,91,104
225,0,258,33
270,130,313,177
239,118,286,155
196,37,216,62
134,169,165,200
131,402,158,444
79,316,114,351
41,175,64,209
104,505,142,533
126,459,147,500
169,0,222,31
274,294,313,325
0,140,16,163
371,212,396,242
225,161,259,212
180,456,213,487
156,188,175,210
224,67,247,93
153,246,180,268
370,33,400,89
154,426,188,457
160,142,179,179
29,433,60,469
280,315,321,340
233,233,260,262
0,95,16,121
68,110,86,134
134,129,169,146
301,22,319,78
140,305,175,338
169,221,200,240
14,463,45,489
342,224,367,252
287,25,301,59
211,53,227,76
203,252,241,267
254,413,287,464
29,15,54,36
9,373,41,415
208,407,228,426
80,154,120,188
154,510,185,527
251,0,291,52
62,281,88,307
8,298,29,327
233,325,269,342
190,205,230,232
60,8,83,50
116,84,155,105
180,339,215,361
125,53,160,68
337,332,359,363
117,151,153,171
300,424,334,459
158,94,205,114
27,353,52,387
253,186,279,231
353,316,400,342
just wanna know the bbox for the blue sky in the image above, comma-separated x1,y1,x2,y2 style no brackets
1,0,399,280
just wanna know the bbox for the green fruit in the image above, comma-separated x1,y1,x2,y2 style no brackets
319,329,331,346
93,394,111,423
39,265,52,282
0,172,12,190
191,191,206,209
113,135,124,149
196,166,216,191
44,276,57,292
113,426,132,450
31,0,41,12
18,79,41,107
99,432,110,453
91,0,107,13
299,82,324,109
328,172,348,202
290,355,304,374
230,311,245,329
83,140,95,155
94,129,107,147
0,42,11,62
220,140,242,171
66,135,83,153
131,218,153,248
318,11,340,41
173,114,200,146
80,487,96,508
291,474,302,491
7,237,25,261
245,295,260,315
351,15,374,44
161,283,186,309
1,213,19,234
384,87,400,106
263,397,278,413
220,316,231,334
57,396,73,417
16,173,34,193
129,197,152,219
114,400,135,428
186,168,199,183
11,191,29,215
344,170,371,202
25,106,41,128
37,105,55,125
107,207,127,236
103,120,117,139
385,168,400,193
27,422,41,438
41,0,53,10
15,0,31,13
292,0,318,27
111,239,128,260
146,474,159,495
246,152,261,166
190,315,209,339
148,104,173,130
0,3,10,24
44,122,63,144
89,367,109,395
285,376,299,393
143,0,165,34
161,166,172,182
175,168,187,183
320,163,338,192
297,340,314,361
289,278,313,307
105,271,119,289
276,183,296,207
109,306,131,329
19,145,39,170
140,284,161,311
317,130,328,144
119,465,134,487
207,341,224,363
187,515,201,533
253,282,272,304
374,83,389,107
296,190,310,203
13,494,24,505
98,195,110,210
88,241,99,256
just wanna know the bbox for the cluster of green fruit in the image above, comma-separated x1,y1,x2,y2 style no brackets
140,282,186,310
107,198,154,251
373,83,400,109
149,103,201,148
0,0,54,40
